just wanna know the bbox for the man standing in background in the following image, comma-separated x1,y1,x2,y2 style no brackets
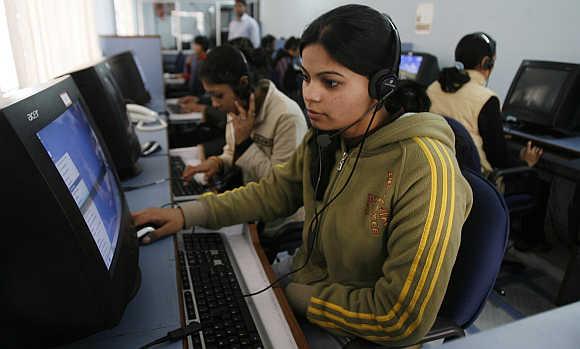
227,0,260,48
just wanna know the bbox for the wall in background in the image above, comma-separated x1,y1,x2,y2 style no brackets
260,0,580,100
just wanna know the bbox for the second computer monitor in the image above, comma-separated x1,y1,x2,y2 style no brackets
399,51,440,86
106,51,151,105
67,60,142,179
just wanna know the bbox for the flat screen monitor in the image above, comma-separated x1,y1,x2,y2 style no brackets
399,51,440,86
0,76,140,347
503,60,580,132
106,51,151,105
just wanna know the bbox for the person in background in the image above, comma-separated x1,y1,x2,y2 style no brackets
260,34,276,59
153,2,176,49
186,44,306,236
180,36,256,114
132,5,472,347
272,36,301,100
427,32,548,251
227,0,260,49
427,32,542,174
183,35,210,98
253,34,276,81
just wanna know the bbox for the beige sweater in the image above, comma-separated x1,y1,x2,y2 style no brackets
218,80,308,235
427,70,497,172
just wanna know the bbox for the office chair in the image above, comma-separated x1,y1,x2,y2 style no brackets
488,166,543,250
444,116,544,295
422,166,509,342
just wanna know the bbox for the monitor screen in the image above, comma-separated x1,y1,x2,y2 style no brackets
399,55,424,80
36,101,122,269
506,67,569,114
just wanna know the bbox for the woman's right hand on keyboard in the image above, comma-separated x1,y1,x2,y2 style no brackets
182,157,221,182
131,207,185,244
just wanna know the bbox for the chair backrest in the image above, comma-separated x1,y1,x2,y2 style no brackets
434,116,508,328
444,116,481,173
439,167,509,328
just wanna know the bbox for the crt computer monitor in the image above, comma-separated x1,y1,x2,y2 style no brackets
67,59,142,179
503,60,580,133
0,76,140,347
106,51,151,105
399,51,440,86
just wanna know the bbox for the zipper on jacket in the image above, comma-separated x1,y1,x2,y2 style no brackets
313,148,352,258
337,151,348,172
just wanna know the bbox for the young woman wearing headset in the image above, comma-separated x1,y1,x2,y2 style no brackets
133,5,472,347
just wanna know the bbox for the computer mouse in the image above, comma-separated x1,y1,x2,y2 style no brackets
141,141,161,156
136,225,156,242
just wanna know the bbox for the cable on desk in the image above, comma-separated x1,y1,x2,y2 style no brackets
139,321,202,349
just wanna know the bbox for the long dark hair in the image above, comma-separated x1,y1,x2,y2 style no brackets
438,32,497,92
300,4,402,112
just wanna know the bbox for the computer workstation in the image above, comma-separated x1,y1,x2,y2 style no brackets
0,73,305,348
501,59,580,305
103,51,169,130
100,36,166,113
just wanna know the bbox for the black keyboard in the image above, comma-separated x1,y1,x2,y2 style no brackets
167,103,184,114
176,232,264,349
170,156,207,198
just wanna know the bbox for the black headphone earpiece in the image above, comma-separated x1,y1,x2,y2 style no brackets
482,57,494,70
369,69,399,101
229,47,253,108
367,14,401,106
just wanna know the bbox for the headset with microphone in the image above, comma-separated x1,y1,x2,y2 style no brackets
316,13,401,149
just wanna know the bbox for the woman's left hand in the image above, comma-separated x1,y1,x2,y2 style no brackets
231,93,256,145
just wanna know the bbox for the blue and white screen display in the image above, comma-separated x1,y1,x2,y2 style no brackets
37,102,121,269
399,55,424,80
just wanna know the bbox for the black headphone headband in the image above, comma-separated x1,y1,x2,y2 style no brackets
215,46,250,83
476,32,495,70
368,13,401,102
